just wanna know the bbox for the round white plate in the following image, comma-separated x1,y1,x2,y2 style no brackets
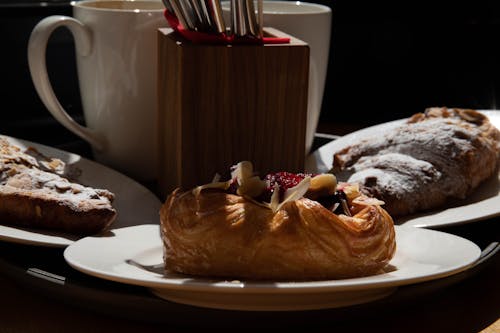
306,110,500,228
0,136,162,248
64,224,481,311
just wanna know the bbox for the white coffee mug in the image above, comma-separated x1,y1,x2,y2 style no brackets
28,0,166,182
223,1,331,154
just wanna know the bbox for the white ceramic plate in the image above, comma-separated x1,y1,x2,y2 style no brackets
306,110,500,228
0,136,162,247
64,224,481,311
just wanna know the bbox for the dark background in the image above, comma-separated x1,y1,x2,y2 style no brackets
322,1,500,130
2,0,500,150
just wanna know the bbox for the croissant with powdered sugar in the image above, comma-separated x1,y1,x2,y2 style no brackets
333,107,500,217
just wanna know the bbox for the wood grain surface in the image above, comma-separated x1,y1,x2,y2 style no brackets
157,28,309,197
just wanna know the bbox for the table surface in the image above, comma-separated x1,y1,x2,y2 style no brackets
0,131,499,333
0,240,498,333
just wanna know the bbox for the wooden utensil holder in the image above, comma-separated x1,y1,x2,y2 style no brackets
157,28,309,197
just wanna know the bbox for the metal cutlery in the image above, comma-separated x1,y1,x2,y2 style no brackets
164,0,262,38
257,0,263,37
235,0,247,36
167,0,193,30
207,0,226,34
188,0,212,30
161,0,174,13
245,0,258,37
177,0,197,30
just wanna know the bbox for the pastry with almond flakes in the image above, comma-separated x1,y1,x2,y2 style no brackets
0,137,117,235
160,161,396,281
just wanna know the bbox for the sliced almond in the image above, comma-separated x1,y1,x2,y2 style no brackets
192,180,231,196
271,176,311,213
306,173,337,200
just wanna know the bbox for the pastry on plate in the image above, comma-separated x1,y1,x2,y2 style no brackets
160,161,396,281
333,107,500,217
0,137,117,235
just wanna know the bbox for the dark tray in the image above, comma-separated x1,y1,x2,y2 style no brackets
0,135,498,329
0,218,498,329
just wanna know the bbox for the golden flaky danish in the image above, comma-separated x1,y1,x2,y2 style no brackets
333,107,500,217
160,162,396,281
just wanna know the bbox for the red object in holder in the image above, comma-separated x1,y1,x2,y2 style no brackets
164,9,290,45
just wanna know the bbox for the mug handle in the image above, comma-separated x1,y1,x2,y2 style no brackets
28,16,105,151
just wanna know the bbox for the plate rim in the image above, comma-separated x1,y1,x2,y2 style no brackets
63,224,482,294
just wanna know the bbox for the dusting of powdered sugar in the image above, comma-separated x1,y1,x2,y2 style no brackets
347,153,442,196
1,137,114,210
333,110,500,216
336,118,479,191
